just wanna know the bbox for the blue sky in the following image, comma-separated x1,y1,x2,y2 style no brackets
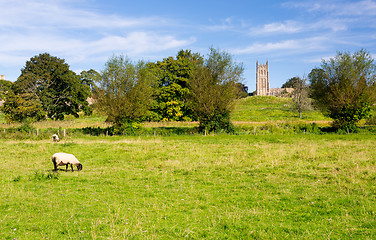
1,0,376,91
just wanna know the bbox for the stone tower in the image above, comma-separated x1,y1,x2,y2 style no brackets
256,61,269,96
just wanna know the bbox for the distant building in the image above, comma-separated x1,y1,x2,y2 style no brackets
0,75,5,80
256,61,269,96
268,88,294,96
256,61,294,97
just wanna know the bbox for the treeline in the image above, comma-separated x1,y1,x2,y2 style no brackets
1,48,376,133
0,48,247,133
281,49,376,132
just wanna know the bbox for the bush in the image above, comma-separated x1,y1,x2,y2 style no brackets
294,123,321,134
198,111,235,133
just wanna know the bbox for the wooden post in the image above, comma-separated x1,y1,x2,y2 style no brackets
63,129,66,138
37,129,39,136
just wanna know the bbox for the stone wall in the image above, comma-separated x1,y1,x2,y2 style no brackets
268,88,294,97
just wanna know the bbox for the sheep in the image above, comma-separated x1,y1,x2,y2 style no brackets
52,152,83,172
52,134,60,142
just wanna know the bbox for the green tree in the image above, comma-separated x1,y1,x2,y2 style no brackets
309,49,376,131
292,76,311,118
95,55,156,128
10,53,91,120
282,76,303,88
149,50,202,121
2,92,46,122
188,48,244,133
235,83,249,98
80,69,100,92
0,79,13,100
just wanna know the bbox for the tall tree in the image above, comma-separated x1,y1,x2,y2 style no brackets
95,55,156,127
149,50,202,121
292,76,311,118
10,53,90,120
309,49,376,131
188,48,244,133
80,69,100,92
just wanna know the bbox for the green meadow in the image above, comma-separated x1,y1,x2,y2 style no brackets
1,96,376,239
231,96,331,123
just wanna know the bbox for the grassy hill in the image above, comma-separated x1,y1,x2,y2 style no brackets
231,96,330,123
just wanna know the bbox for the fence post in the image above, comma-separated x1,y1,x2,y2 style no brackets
63,129,66,138
37,129,39,136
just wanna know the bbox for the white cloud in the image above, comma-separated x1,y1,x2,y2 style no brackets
0,0,163,29
284,0,376,16
0,31,196,66
337,0,376,16
0,0,195,71
205,17,247,32
255,21,303,34
86,32,196,56
251,18,349,36
232,37,328,55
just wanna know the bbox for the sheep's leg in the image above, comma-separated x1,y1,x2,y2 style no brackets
52,157,58,171
66,164,68,172
71,163,74,172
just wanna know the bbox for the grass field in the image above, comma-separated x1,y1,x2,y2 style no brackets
1,96,375,239
1,134,376,239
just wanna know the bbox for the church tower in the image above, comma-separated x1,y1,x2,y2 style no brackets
256,61,269,96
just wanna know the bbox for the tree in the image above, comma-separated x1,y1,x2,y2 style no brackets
0,79,13,100
2,92,46,122
149,50,202,121
80,69,100,92
309,49,376,131
10,53,91,120
292,76,311,118
282,76,303,88
188,48,244,133
236,83,249,98
95,55,156,127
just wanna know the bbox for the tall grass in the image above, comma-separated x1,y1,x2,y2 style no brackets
1,134,376,239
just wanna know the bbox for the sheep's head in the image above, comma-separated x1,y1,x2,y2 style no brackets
52,134,59,142
77,163,83,171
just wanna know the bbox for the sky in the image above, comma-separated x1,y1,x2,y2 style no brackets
1,0,376,91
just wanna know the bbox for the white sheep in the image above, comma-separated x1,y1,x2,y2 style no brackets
52,134,60,142
52,152,83,172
